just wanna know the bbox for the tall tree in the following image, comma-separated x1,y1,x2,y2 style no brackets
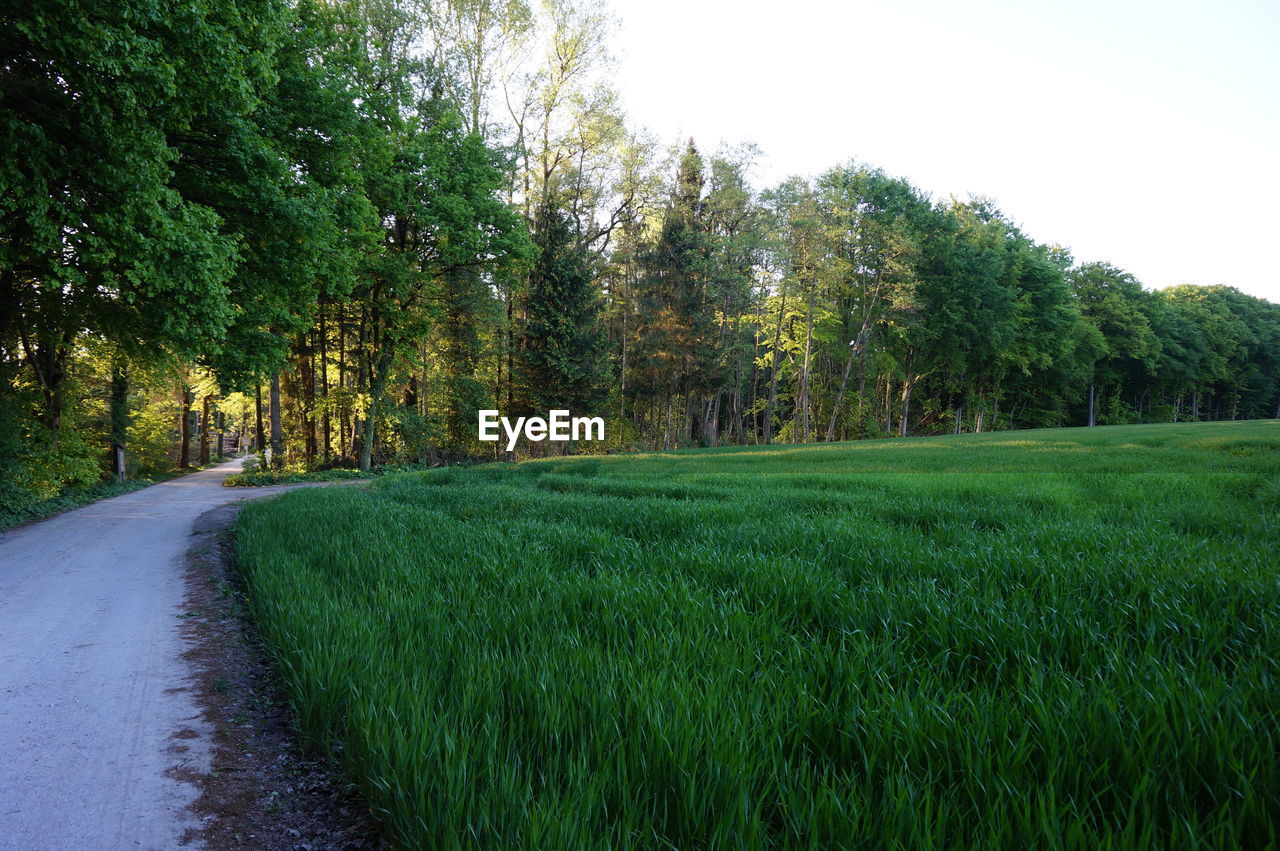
518,198,610,417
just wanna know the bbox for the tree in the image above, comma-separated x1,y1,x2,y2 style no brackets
1069,263,1161,424
631,140,714,447
1,1,254,435
518,199,610,418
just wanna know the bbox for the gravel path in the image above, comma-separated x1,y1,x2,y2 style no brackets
0,458,288,850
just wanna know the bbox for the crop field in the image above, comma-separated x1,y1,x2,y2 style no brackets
234,421,1280,849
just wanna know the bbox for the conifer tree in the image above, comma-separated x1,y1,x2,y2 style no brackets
631,140,712,445
518,200,610,416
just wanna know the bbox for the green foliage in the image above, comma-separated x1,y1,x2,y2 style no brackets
0,375,100,512
0,476,160,533
1,0,254,371
236,421,1280,848
632,140,714,403
126,391,182,475
518,201,611,413
223,461,439,487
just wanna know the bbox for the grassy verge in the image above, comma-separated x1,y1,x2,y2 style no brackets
234,421,1280,848
1,456,234,532
223,461,445,487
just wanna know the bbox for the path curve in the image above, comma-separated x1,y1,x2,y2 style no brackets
0,458,291,850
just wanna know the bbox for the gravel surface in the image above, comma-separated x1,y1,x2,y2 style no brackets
0,459,302,850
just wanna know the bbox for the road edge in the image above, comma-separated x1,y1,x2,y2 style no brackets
179,501,386,850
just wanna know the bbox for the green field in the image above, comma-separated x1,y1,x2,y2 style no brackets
234,421,1280,849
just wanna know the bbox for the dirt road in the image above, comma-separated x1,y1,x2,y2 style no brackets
0,458,284,850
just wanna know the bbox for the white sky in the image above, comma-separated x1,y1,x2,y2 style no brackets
608,0,1280,302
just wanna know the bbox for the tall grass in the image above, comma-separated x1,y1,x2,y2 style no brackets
235,421,1280,848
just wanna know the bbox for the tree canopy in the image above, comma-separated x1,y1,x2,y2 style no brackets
3,0,1278,517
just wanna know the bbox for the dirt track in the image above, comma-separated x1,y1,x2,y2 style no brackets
0,458,290,850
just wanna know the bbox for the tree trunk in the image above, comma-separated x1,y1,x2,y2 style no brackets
800,304,813,442
1087,382,1096,427
351,308,368,458
506,297,515,411
683,380,695,445
884,376,894,435
338,309,348,454
359,401,375,471
199,394,211,466
360,348,394,472
254,383,266,458
663,393,673,451
19,330,71,434
303,332,318,464
825,340,858,442
899,376,917,438
763,283,787,444
179,384,192,468
704,394,719,447
359,405,374,472
269,371,283,469
110,363,128,482
320,309,331,461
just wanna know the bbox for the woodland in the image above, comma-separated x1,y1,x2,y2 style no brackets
4,0,1279,516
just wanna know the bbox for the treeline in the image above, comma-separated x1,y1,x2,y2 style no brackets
3,0,1278,510
615,153,1280,446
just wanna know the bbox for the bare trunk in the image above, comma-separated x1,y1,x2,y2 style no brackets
749,329,760,444
421,342,429,419
506,297,515,411
199,394,211,466
732,314,745,445
1087,382,1097,427
663,393,673,451
179,384,192,468
899,376,917,438
825,341,858,442
320,310,331,461
359,407,374,472
705,393,720,446
800,305,813,442
351,309,368,458
255,384,266,457
110,363,128,482
619,282,628,404
269,371,283,469
20,330,71,434
884,376,893,435
683,379,695,445
763,283,787,443
338,310,348,453
304,332,318,464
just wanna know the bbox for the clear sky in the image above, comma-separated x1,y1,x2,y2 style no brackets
608,0,1280,302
